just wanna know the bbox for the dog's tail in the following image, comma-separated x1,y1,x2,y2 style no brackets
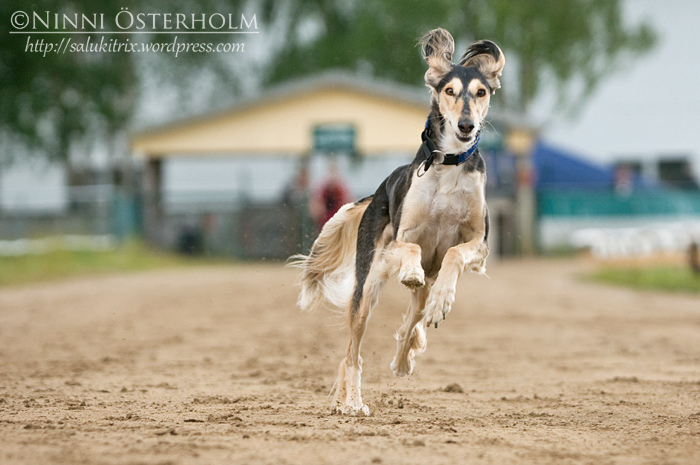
289,197,371,313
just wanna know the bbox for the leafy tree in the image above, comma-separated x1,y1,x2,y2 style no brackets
264,0,656,116
0,0,254,163
1,0,136,162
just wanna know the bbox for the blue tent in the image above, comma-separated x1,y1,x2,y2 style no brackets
530,142,700,218
532,141,659,191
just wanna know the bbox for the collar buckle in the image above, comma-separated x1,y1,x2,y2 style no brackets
431,150,446,164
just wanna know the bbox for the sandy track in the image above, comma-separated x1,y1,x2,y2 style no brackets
0,259,698,464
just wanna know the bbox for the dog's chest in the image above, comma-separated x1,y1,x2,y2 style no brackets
400,168,485,242
431,175,479,221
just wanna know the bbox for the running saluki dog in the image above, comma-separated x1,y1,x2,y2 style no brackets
292,28,505,415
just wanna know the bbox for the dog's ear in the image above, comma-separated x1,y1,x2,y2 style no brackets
458,40,505,93
419,28,455,88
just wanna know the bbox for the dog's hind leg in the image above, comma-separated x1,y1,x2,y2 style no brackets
332,269,384,416
390,283,430,377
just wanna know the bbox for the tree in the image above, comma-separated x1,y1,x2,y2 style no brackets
0,0,254,163
263,0,656,117
1,0,136,162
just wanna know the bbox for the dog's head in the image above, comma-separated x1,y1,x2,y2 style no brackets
420,28,505,152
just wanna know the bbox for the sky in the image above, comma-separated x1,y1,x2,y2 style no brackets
537,0,700,178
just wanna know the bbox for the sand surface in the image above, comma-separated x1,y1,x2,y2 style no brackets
0,258,699,464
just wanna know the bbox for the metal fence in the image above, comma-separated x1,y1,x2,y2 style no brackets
156,200,313,260
538,189,700,217
1,187,137,237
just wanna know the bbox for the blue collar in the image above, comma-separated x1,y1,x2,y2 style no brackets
453,132,482,164
419,118,481,174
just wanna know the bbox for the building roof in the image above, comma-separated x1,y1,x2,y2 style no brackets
131,71,440,158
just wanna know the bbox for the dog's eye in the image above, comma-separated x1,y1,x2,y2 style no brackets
476,89,487,97
445,87,454,96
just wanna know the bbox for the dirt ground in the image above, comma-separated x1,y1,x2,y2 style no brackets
0,258,699,465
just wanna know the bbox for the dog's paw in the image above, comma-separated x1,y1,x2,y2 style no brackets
334,403,370,416
399,265,425,289
469,259,488,276
390,352,415,377
423,285,455,328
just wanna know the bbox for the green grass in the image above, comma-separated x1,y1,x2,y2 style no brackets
0,240,224,287
590,265,700,294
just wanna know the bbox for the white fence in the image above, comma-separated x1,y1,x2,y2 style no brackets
564,218,700,259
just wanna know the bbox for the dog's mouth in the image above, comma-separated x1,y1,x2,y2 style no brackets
455,133,473,143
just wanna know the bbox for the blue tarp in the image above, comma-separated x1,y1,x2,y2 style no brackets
532,141,655,191
531,141,700,217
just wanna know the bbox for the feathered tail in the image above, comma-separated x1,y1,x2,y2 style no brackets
289,198,371,313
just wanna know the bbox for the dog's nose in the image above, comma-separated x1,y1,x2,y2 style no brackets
458,118,475,134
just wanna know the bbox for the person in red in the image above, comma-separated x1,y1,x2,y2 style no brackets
311,163,351,234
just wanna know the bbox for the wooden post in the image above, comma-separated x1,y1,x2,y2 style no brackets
142,157,163,247
506,127,538,255
690,241,700,275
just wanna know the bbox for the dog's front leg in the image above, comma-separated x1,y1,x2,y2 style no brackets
423,239,489,328
385,241,425,289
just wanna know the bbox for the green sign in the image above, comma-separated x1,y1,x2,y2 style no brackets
313,124,355,153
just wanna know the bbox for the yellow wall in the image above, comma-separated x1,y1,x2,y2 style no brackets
132,87,429,158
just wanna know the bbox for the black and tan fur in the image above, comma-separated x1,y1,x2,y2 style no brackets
291,28,505,415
